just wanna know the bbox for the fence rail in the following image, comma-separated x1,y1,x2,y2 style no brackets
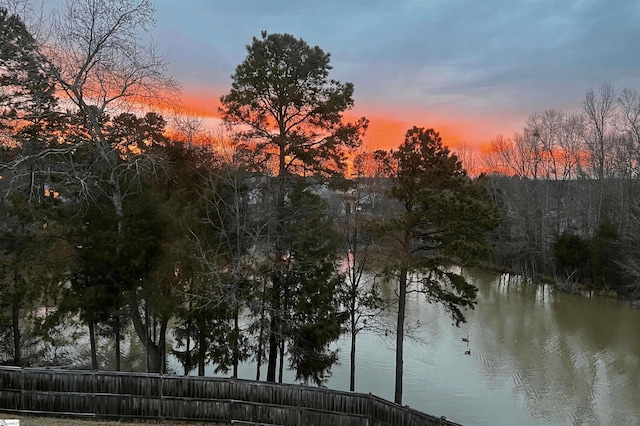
0,367,461,426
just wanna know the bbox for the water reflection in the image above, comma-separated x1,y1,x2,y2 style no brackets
200,269,640,425
451,269,640,425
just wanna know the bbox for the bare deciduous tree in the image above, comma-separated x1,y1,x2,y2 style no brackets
583,82,617,180
338,151,385,392
170,106,206,149
453,141,478,177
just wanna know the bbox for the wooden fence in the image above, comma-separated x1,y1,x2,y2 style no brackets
0,367,461,425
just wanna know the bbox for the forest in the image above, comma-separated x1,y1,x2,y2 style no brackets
1,0,640,409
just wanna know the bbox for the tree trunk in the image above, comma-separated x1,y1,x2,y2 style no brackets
159,318,167,374
115,314,121,371
141,320,165,374
198,318,206,376
12,300,20,366
394,267,407,405
266,312,278,382
256,280,267,381
268,157,287,383
88,314,98,370
185,327,191,375
145,301,150,371
255,339,263,380
12,268,20,366
267,272,281,382
129,293,164,373
350,310,357,392
232,306,239,378
278,338,285,383
148,343,161,374
185,300,193,376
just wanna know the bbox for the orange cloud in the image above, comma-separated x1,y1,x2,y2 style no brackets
347,112,410,151
167,85,524,157
347,103,522,155
175,88,223,118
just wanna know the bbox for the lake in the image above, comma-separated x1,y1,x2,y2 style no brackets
207,268,640,425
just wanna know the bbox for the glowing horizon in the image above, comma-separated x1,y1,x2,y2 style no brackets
165,86,526,156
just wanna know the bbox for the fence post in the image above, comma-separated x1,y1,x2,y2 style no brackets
229,378,234,424
91,370,96,418
297,384,302,426
159,374,164,421
18,367,24,412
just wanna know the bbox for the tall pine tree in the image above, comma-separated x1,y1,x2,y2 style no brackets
371,127,501,404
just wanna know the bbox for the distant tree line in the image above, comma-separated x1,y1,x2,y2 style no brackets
482,82,640,298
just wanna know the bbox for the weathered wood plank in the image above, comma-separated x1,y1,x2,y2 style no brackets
0,367,461,426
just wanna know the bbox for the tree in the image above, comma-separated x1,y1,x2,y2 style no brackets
56,197,127,371
125,186,178,373
553,232,590,289
0,6,67,367
618,88,640,158
170,106,206,149
196,159,257,377
371,126,501,405
42,0,175,372
1,1,177,370
583,82,617,180
280,181,346,385
3,0,175,274
0,4,64,209
151,142,214,376
618,207,640,299
220,31,367,178
0,7,58,138
220,31,367,382
338,151,385,391
4,0,175,213
0,192,71,366
589,219,620,291
105,112,169,372
482,110,587,279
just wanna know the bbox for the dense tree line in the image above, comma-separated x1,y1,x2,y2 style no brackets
482,82,640,298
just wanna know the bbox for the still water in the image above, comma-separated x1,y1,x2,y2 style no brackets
213,269,640,425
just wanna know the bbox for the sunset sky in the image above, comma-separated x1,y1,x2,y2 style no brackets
150,0,640,152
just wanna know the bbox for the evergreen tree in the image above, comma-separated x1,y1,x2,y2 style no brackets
220,31,367,382
158,142,250,377
0,7,58,138
282,181,346,385
589,219,620,291
553,232,590,282
371,126,501,404
0,7,67,366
